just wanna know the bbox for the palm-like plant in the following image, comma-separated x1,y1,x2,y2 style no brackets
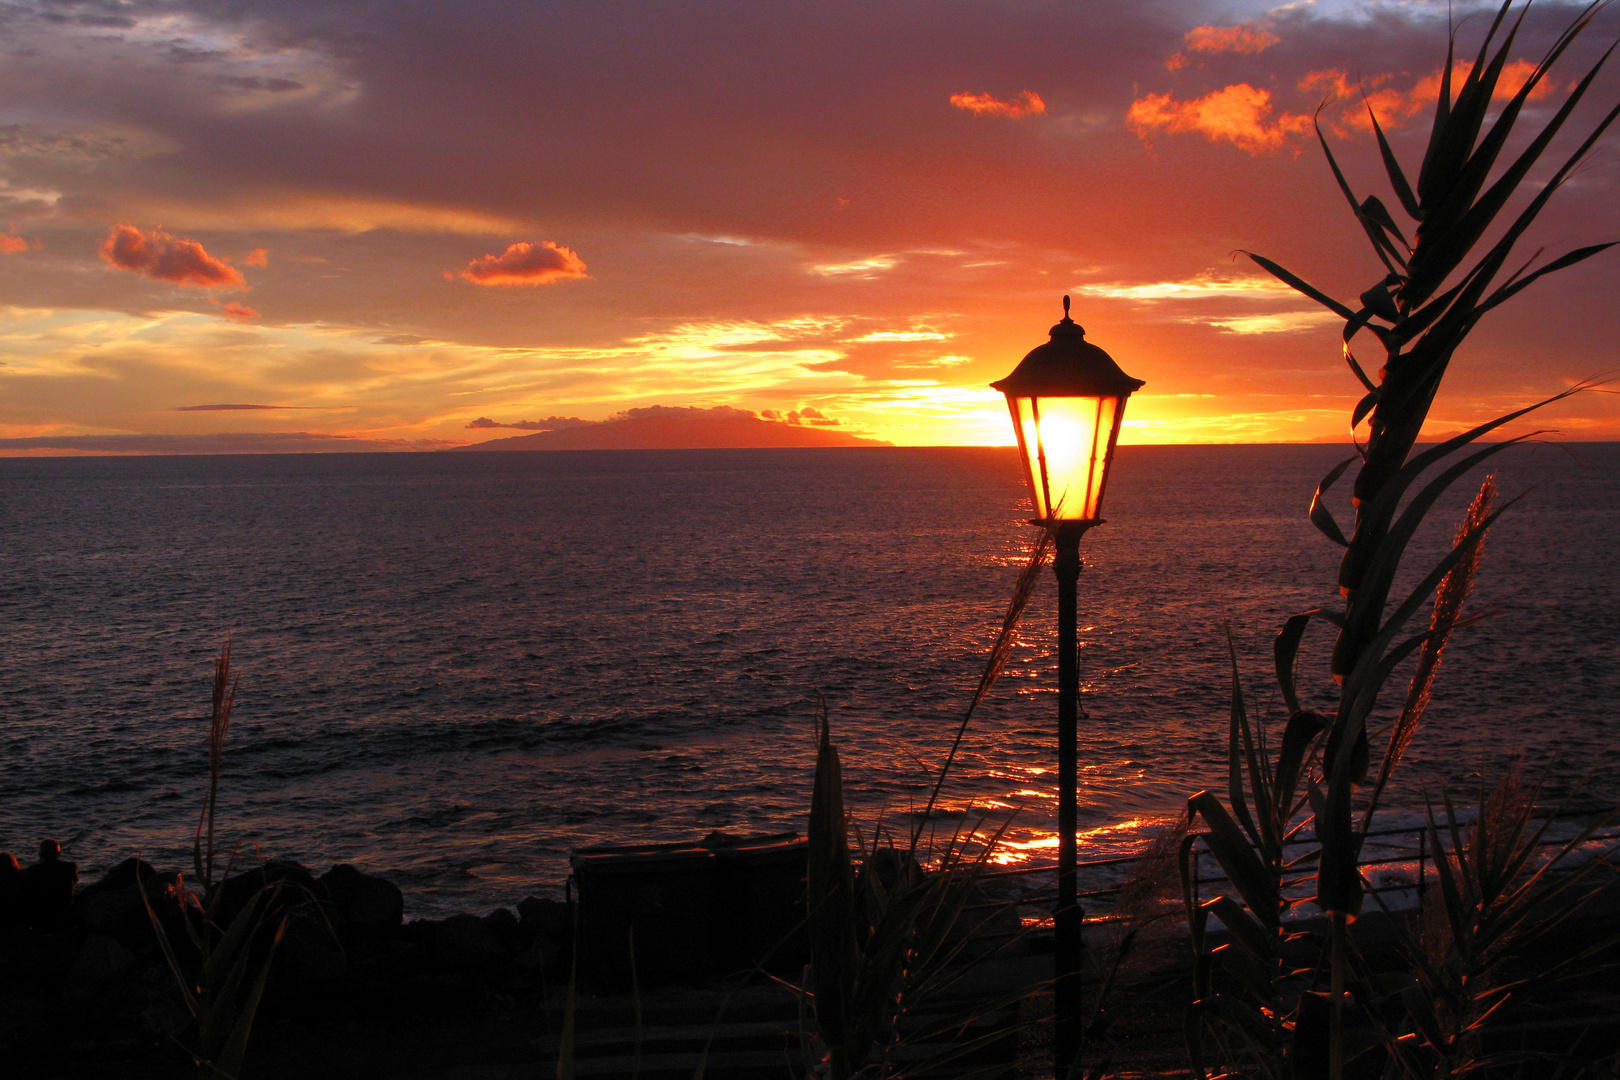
142,640,287,1080
1182,3,1619,1076
1384,769,1620,1078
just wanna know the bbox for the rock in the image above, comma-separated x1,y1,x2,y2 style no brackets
516,896,572,976
73,858,170,941
212,859,320,929
352,938,423,981
76,857,159,895
0,930,79,988
0,852,23,932
427,913,516,974
274,911,352,989
318,864,403,934
517,895,570,945
63,934,136,1005
0,981,56,1053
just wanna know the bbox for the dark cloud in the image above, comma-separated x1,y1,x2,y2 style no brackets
465,415,593,430
0,124,134,160
171,403,297,411
100,225,246,289
0,432,460,454
213,75,304,93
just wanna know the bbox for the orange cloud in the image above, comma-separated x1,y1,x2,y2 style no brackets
0,234,29,254
1168,23,1279,69
948,90,1046,118
1184,24,1279,55
219,301,260,321
1127,84,1311,154
99,225,246,288
450,240,588,286
242,247,269,266
1304,59,1556,134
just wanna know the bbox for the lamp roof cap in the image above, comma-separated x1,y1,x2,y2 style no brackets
991,296,1145,398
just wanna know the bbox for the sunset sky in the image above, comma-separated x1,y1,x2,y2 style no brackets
2,0,1617,453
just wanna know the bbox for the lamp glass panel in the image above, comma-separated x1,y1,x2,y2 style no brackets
1010,394,1119,521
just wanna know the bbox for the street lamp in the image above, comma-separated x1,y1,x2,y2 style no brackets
992,296,1143,1080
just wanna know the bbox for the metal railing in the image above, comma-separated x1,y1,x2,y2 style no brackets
968,815,1620,928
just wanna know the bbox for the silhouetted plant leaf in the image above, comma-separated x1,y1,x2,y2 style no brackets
1225,626,1274,856
1359,276,1401,322
1478,241,1620,317
1273,611,1314,715
1351,390,1378,432
1188,792,1279,928
1272,710,1327,822
1317,122,1405,277
216,916,286,1080
1309,456,1355,548
1200,895,1274,962
1342,346,1378,394
1370,108,1422,222
1245,252,1357,320
1213,942,1275,1000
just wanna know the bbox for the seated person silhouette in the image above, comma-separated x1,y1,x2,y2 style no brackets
21,839,78,931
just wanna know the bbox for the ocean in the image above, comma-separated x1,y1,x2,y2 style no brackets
2,444,1616,916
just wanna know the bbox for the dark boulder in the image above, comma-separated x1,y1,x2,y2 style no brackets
517,895,570,947
72,858,172,942
318,864,403,934
62,933,137,1006
420,911,520,975
212,860,320,930
273,909,352,991
0,852,23,932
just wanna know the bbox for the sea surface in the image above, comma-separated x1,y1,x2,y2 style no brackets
1,444,1616,916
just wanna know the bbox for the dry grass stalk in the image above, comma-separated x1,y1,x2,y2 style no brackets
196,636,239,891
912,527,1052,848
1362,476,1497,833
1087,813,1193,1047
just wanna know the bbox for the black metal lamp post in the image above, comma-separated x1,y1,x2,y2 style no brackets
992,296,1143,1080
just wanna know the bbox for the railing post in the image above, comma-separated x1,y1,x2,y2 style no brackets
1191,840,1200,909
1417,826,1426,906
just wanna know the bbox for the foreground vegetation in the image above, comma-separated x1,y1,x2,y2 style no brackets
1175,2,1620,1077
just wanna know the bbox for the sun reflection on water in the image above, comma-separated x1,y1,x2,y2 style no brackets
984,814,1175,866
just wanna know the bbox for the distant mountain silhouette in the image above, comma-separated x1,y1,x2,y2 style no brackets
455,405,891,450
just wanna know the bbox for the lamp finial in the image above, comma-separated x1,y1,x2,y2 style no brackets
1062,294,1071,320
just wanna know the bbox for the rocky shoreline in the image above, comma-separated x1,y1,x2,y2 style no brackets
1,849,573,1078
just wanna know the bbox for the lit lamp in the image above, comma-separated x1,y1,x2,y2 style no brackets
992,296,1143,1080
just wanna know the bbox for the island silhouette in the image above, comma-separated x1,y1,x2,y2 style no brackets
456,404,892,450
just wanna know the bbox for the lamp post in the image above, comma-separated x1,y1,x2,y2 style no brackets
992,296,1143,1080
